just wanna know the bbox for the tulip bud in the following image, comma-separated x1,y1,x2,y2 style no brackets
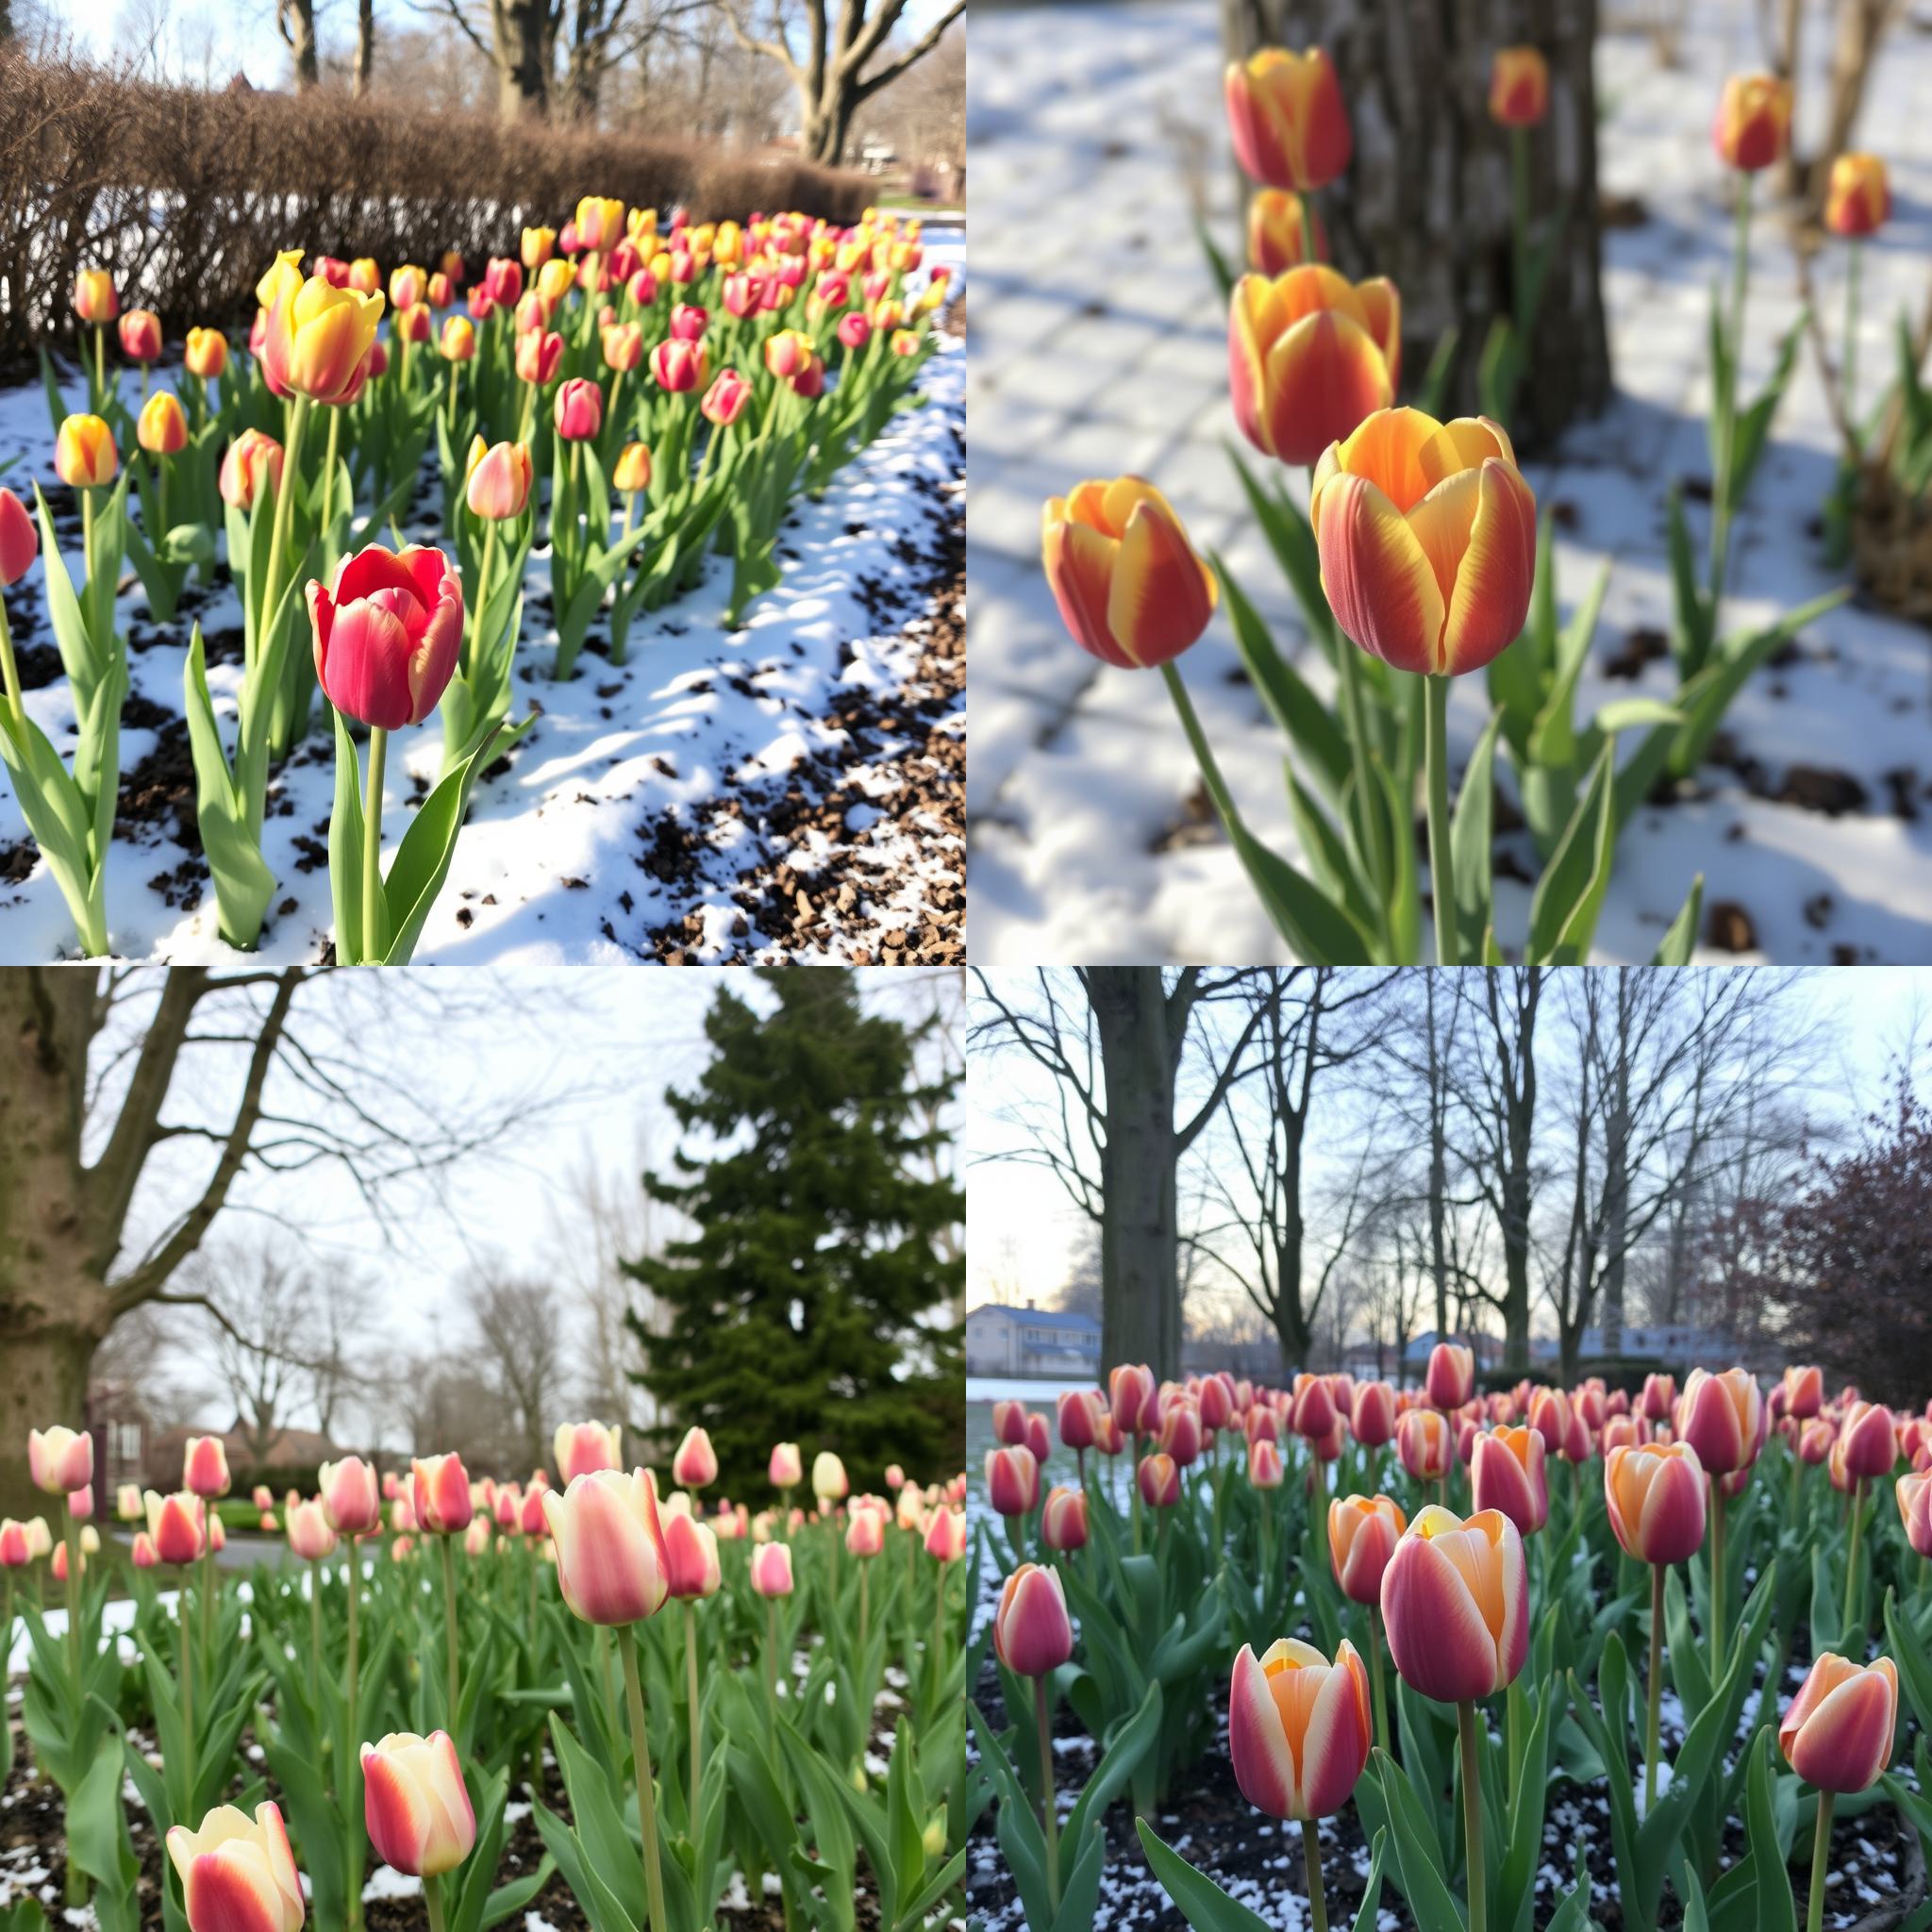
29,1425,93,1496
1328,1492,1406,1604
1380,1505,1528,1703
1780,1365,1823,1421
1351,1380,1397,1448
984,1444,1039,1518
362,1731,477,1876
1230,1638,1372,1819
650,339,708,393
1471,1425,1548,1535
611,442,653,495
319,1457,381,1537
285,1498,337,1562
751,1541,794,1596
1489,46,1549,127
522,227,557,271
924,1507,966,1563
75,268,119,325
1224,45,1352,192
701,370,752,427
665,1512,722,1599
0,488,39,588
1604,1441,1707,1565
543,1468,670,1624
1248,1438,1285,1489
673,1426,719,1491
1825,153,1890,239
812,1452,848,1505
465,440,533,521
1041,475,1217,670
439,315,475,362
131,1530,158,1568
184,327,230,378
846,1503,887,1557
149,1491,206,1566
219,429,285,514
1678,1367,1763,1476
1039,1485,1090,1553
1396,1407,1452,1483
411,1453,475,1535
119,309,163,363
55,414,119,491
837,312,872,352
1780,1654,1898,1792
1425,1342,1475,1410
166,1802,306,1932
993,1562,1073,1676
1137,1451,1181,1509
553,376,605,443
115,1482,143,1524
769,1441,803,1490
1713,73,1792,172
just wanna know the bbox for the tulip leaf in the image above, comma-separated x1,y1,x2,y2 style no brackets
0,708,100,951
1287,767,1383,948
377,722,503,964
1135,1818,1274,1932
63,1735,141,1932
1063,1676,1162,1850
327,707,369,964
1449,706,1504,966
183,627,277,948
1745,1727,1797,1932
1227,445,1338,663
1372,1746,1469,1932
32,482,105,696
1527,558,1612,770
1526,737,1614,965
1884,1590,1932,1737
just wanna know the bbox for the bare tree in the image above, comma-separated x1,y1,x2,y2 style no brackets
354,0,375,92
719,0,962,162
276,0,320,86
188,1240,324,1469
423,0,562,119
468,1272,568,1473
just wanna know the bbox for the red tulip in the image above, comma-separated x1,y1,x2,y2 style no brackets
309,543,463,731
1780,1654,1897,1792
165,1802,305,1932
992,1563,1073,1676
1471,1425,1548,1535
411,1453,475,1535
985,1445,1039,1518
1380,1506,1528,1702
1605,1441,1707,1565
1041,1486,1089,1552
362,1731,476,1876
1328,1492,1406,1604
664,1513,722,1598
541,1470,670,1625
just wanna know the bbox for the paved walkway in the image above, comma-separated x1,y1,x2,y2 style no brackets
968,0,1932,963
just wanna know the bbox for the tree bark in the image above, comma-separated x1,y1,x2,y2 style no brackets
354,0,375,97
279,0,321,91
495,0,554,121
1219,0,1610,448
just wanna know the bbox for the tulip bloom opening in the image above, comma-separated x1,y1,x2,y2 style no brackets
1224,46,1352,192
1041,476,1217,672
1230,266,1400,468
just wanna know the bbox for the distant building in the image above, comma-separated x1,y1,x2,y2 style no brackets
967,1302,1100,1379
143,1421,341,1491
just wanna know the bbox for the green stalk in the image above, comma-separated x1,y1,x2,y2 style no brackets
1424,673,1455,965
1458,1700,1486,1932
1297,192,1320,267
683,1600,702,1829
439,1529,460,1727
61,1496,81,1690
1367,1605,1390,1758
259,396,310,676
1304,1818,1329,1932
1807,1791,1835,1932
1645,1563,1664,1811
0,598,25,725
617,1623,671,1932
425,1870,447,1932
1505,1674,1525,1805
1708,1479,1726,1682
201,1534,215,1665
1707,174,1753,612
308,1563,321,1715
361,726,388,966
1843,238,1862,431
765,1598,780,1715
1034,1671,1060,1911
469,520,499,678
178,1565,196,1793
345,1541,364,1932
1843,1476,1864,1634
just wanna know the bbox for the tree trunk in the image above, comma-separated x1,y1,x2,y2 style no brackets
1425,977,1449,1341
1219,0,1610,448
0,1326,98,1524
283,0,320,91
496,0,552,122
1600,1046,1632,1355
1090,969,1183,1382
354,0,375,97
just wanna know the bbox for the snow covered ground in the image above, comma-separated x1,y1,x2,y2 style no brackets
0,226,962,964
966,5,1932,964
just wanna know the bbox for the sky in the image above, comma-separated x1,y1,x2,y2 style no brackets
964,967,1932,1321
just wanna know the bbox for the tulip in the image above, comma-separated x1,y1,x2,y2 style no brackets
701,369,752,429
310,541,462,731
602,322,643,373
1489,46,1548,127
994,1561,1073,1679
131,1530,158,1568
75,268,119,325
812,1452,849,1506
1380,1504,1526,1704
548,1422,618,1484
286,1499,336,1563
259,275,385,408
1840,1400,1898,1630
319,1456,381,1537
150,1491,206,1566
1898,1471,1932,1563
1248,1438,1284,1488
1782,1364,1824,1421
537,258,576,305
665,1513,721,1599
1396,1407,1453,1489
1041,1486,1090,1553
165,1802,305,1932
1825,153,1889,240
1230,266,1400,467
1527,1386,1572,1454
55,413,119,490
410,1454,474,1537
1713,73,1792,172
138,391,189,457
461,1515,491,1558
846,1503,886,1558
483,258,523,307
1471,1426,1547,1535
554,376,604,441
466,439,533,521
673,1426,719,1491
540,1468,669,1628
439,315,475,362
111,1482,142,1524
769,1441,803,1491
362,1731,476,1879
28,1426,92,1495
1782,1649,1898,1932
924,1508,966,1563
1641,1373,1676,1423
515,329,565,389
1109,1363,1157,1436
184,1435,232,1499
985,1444,1040,1518
120,309,163,363
650,338,708,392
522,226,557,270
1604,1441,1706,1566
1229,1638,1372,1824
1041,475,1217,672
1224,45,1351,192
1678,1367,1762,1476
1246,189,1327,274
1137,1451,1181,1509
611,442,653,495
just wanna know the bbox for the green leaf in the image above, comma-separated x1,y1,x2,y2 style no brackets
1227,447,1337,661
327,708,369,963
378,723,503,963
1526,738,1615,964
183,629,276,947
1374,1749,1468,1932
1214,553,1352,802
1449,707,1504,965
1135,1818,1274,1932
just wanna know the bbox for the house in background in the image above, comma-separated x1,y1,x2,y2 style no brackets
142,1421,341,1492
967,1302,1101,1380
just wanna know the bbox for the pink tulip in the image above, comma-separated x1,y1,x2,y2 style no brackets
650,339,707,392
1041,1486,1090,1552
120,309,163,363
665,1513,722,1599
1780,1654,1898,1792
1057,1391,1101,1452
1604,1442,1707,1565
132,1530,158,1568
1137,1452,1181,1509
319,1457,381,1537
1292,1374,1336,1439
1352,1381,1397,1448
411,1453,475,1536
673,1426,719,1491
1380,1506,1528,1703
924,1508,966,1563
1678,1367,1763,1476
362,1731,476,1876
1109,1363,1158,1436
1426,1343,1474,1410
1229,1639,1373,1819
0,488,38,587
28,1426,92,1496
991,1400,1030,1447
992,1563,1073,1677
309,543,462,731
148,1491,205,1566
286,1499,337,1561
1396,1408,1452,1483
541,1469,670,1625
669,303,708,341
768,1441,803,1490
1841,1402,1898,1480
701,369,752,427
483,258,523,308
1471,1426,1548,1535
1328,1493,1406,1605
67,1484,93,1522
1158,1400,1204,1468
750,1541,794,1597
184,1436,232,1499
846,1504,887,1557
1248,1438,1285,1489
1782,1365,1824,1421
553,376,604,441
985,1445,1040,1518
165,1802,305,1932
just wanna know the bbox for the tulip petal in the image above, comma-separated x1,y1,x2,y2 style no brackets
1229,1643,1298,1818
1382,1532,1498,1702
186,1845,284,1932
1331,407,1447,514
1314,471,1445,675
1043,514,1125,666
1299,1644,1371,1818
1106,502,1218,668
1439,458,1537,675
1262,309,1394,466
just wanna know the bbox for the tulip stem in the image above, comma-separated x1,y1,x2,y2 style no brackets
682,1600,702,1829
361,725,387,964
93,325,106,409
261,395,309,679
61,1497,80,1691
1424,674,1456,966
1157,661,1251,885
425,1871,448,1932
201,1535,215,1666
0,598,25,727
1457,1700,1486,1932
178,1565,195,1792
308,1563,322,1713
1708,1479,1726,1683
1844,1476,1865,1636
1034,1671,1060,1911
1645,1563,1664,1813
1303,1821,1328,1932
1367,1605,1390,1758
439,1529,461,1728
344,1541,364,1932
617,1622,671,1932
1807,1791,1835,1932
858,1560,870,1652
1843,239,1862,431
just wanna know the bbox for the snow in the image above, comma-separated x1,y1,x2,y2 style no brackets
0,228,961,963
966,3,1932,963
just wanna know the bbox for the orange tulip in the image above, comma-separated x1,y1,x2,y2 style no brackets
1246,190,1327,275
1396,1407,1452,1484
74,268,118,325
1310,407,1536,677
1713,74,1792,172
138,391,188,457
260,275,385,407
1228,1639,1372,1819
1489,47,1549,128
1604,1441,1707,1565
55,414,118,490
1229,265,1398,468
1379,1505,1528,1702
1825,154,1890,239
612,442,653,494
1225,46,1352,192
185,327,230,379
1328,1492,1406,1604
1471,1425,1548,1534
1041,476,1217,670
464,439,532,521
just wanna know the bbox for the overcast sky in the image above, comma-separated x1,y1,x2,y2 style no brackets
966,967,1932,1321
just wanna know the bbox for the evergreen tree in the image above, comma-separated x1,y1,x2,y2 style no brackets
625,969,963,1498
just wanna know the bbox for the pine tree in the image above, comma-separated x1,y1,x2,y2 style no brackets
625,969,963,1498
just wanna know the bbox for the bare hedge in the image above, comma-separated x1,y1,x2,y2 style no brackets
0,54,874,367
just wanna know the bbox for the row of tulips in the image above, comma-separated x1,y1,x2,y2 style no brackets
1037,42,1895,964
970,1346,1932,1932
2,198,948,959
3,1416,969,1932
